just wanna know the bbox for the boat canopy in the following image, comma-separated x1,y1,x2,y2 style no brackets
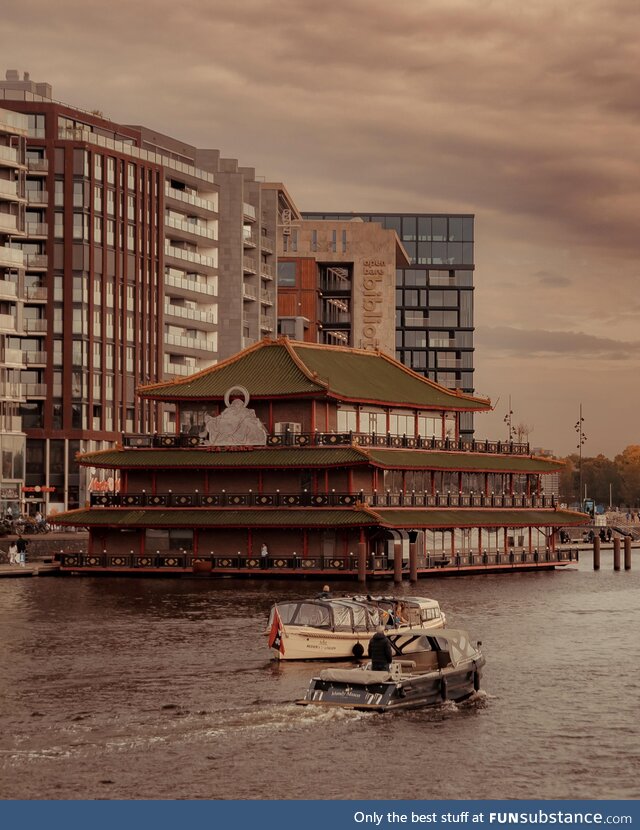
271,600,379,631
420,629,479,668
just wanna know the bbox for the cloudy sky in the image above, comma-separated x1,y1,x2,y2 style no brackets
4,0,639,457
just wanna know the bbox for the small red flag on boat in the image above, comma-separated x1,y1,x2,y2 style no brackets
268,607,285,655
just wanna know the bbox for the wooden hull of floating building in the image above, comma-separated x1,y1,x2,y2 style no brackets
50,339,589,577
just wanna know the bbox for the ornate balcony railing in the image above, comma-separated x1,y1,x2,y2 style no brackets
90,490,556,509
122,430,531,455
57,547,578,572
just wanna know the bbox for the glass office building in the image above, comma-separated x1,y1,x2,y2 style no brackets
302,213,475,438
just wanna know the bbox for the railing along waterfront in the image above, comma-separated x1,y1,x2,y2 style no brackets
90,490,556,509
57,548,578,572
121,430,531,454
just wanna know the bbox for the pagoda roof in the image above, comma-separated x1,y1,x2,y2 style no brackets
373,508,588,528
50,507,377,528
78,446,368,469
78,445,562,474
137,338,491,411
366,449,563,474
51,505,587,529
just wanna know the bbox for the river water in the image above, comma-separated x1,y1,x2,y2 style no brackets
1,552,639,801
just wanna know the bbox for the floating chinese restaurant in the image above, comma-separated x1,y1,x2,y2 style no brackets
51,338,587,578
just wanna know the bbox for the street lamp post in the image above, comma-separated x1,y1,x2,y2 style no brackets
574,404,587,509
503,396,516,443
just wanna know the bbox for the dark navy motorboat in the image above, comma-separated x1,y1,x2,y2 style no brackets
296,628,485,712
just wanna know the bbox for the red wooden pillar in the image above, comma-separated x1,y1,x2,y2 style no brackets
393,541,403,584
357,528,366,582
409,540,418,582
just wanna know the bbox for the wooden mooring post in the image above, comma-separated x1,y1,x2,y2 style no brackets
593,537,600,570
624,536,632,571
393,541,403,584
613,537,621,571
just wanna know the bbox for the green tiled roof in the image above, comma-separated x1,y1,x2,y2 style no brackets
78,444,561,474
292,343,490,410
50,507,378,528
366,449,564,474
138,340,324,400
78,447,368,469
138,338,490,411
51,505,587,530
371,508,589,528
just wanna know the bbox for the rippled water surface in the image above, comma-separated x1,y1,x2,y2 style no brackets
1,553,639,800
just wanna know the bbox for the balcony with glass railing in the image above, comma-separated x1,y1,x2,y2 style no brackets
27,158,48,174
2,347,24,365
58,127,216,186
260,290,275,306
23,382,47,397
0,145,24,167
242,231,257,248
243,203,256,221
164,215,216,241
164,242,216,270
242,285,257,301
26,286,47,301
0,212,18,233
164,184,217,214
164,302,217,326
243,256,257,274
163,359,196,377
0,246,24,268
25,350,47,365
164,271,216,297
0,179,24,201
0,381,23,399
260,235,274,253
0,312,17,331
260,316,274,332
0,279,17,298
164,332,216,353
0,109,28,136
26,190,48,205
24,318,47,333
25,222,48,237
25,253,47,269
260,261,274,278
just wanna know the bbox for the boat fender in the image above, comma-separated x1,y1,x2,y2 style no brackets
352,642,365,659
473,670,481,692
440,676,448,701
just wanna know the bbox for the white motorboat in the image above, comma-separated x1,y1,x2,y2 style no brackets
266,595,445,661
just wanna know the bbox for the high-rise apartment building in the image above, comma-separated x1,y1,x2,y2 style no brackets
0,106,27,514
0,70,293,513
303,212,476,438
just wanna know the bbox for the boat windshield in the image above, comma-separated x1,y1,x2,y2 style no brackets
290,602,332,628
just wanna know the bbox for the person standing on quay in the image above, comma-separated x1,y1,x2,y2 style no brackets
16,535,28,567
260,543,269,569
8,540,18,565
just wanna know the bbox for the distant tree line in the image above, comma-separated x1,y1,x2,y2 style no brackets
559,445,640,507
